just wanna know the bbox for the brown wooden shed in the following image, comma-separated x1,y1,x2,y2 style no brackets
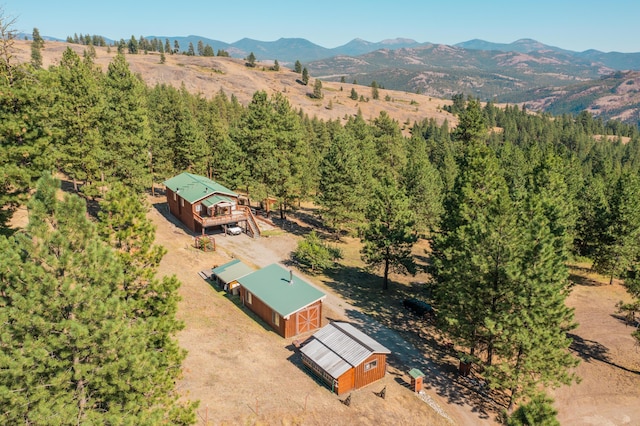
300,322,391,395
237,264,326,338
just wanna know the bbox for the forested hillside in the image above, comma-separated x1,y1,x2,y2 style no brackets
2,25,640,424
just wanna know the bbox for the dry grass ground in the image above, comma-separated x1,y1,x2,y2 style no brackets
147,198,640,426
12,39,455,135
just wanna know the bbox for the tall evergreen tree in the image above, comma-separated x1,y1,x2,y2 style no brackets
302,67,309,85
313,78,323,99
30,27,44,68
53,47,105,194
203,44,214,57
317,128,365,235
371,81,379,100
403,134,444,234
294,59,302,73
593,171,640,284
361,175,418,291
430,141,520,360
186,42,195,56
0,35,54,232
0,174,196,424
246,51,256,67
484,188,578,412
101,53,152,192
128,35,138,54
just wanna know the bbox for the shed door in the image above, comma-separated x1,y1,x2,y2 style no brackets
297,304,319,335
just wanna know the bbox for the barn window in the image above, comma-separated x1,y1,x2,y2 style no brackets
173,192,177,201
364,360,377,371
272,311,280,326
180,198,184,207
246,292,252,305
195,204,201,212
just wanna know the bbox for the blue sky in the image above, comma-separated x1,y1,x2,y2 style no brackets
4,0,639,53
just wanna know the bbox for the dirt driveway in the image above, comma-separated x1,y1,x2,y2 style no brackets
149,196,640,425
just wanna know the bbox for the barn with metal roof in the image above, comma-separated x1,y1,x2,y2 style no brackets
300,322,391,395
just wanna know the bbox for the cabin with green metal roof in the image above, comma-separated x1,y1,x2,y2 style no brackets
163,172,260,237
237,263,326,338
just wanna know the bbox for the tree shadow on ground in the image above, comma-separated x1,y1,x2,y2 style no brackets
318,262,502,419
568,332,640,375
341,313,499,419
270,215,313,237
568,272,603,287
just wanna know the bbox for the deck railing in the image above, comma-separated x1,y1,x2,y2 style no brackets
193,207,261,238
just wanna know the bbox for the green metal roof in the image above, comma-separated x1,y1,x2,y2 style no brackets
237,263,326,318
211,259,255,284
163,172,237,204
409,368,425,379
202,195,234,208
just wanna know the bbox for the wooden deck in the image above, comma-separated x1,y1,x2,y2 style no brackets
194,205,261,238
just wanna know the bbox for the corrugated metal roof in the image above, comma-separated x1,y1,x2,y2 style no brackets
163,172,237,204
300,322,391,379
237,263,326,318
211,259,254,284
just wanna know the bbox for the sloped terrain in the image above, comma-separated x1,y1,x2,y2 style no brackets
12,40,454,130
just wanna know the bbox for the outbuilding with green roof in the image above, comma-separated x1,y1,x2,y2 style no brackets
237,263,326,338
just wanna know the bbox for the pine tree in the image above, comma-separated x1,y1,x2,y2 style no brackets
232,91,277,202
165,38,171,54
430,141,520,360
484,189,578,412
593,171,640,284
0,30,54,233
294,59,302,73
203,44,214,56
0,174,196,424
187,42,195,56
371,81,379,100
403,135,444,234
313,78,323,98
302,67,309,85
53,47,105,194
101,53,152,192
361,175,418,290
317,128,365,236
30,27,44,68
350,87,358,100
246,51,256,67
128,35,138,54
197,40,204,56
272,59,280,71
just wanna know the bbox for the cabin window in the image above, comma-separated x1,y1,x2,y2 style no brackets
272,311,280,326
364,360,377,372
180,198,184,207
246,292,252,305
195,204,201,212
173,192,177,201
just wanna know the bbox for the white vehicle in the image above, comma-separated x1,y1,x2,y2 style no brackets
226,225,243,236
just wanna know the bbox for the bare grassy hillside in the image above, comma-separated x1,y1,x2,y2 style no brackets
13,40,455,130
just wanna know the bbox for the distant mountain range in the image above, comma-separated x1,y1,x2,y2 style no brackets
22,32,640,124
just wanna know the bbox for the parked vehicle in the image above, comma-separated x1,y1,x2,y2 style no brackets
226,225,243,236
403,298,434,319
